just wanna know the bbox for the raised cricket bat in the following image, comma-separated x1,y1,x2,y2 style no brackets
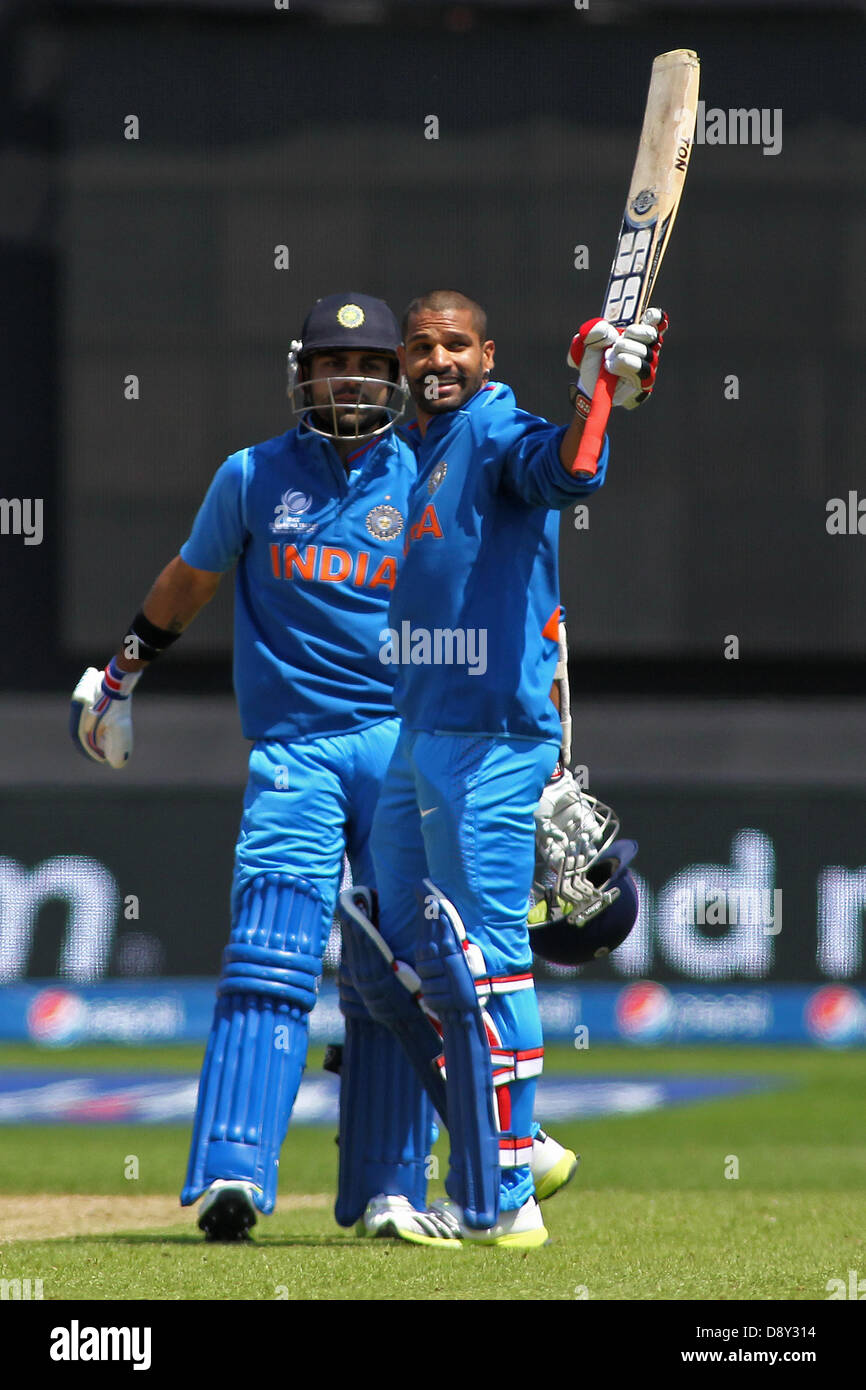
572,48,700,477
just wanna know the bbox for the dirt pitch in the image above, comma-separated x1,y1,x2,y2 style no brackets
0,1193,330,1242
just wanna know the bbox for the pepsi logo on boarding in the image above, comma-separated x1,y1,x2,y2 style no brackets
26,987,87,1047
615,980,674,1042
804,985,866,1047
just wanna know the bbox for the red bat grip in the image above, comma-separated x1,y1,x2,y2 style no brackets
571,367,616,477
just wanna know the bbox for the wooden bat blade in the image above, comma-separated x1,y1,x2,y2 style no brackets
604,48,700,328
572,48,700,478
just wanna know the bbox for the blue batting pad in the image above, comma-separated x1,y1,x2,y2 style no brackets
338,888,447,1114
334,888,444,1226
415,893,501,1230
181,874,325,1214
335,969,437,1227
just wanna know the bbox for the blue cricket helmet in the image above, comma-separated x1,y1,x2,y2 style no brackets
528,839,639,967
286,292,407,440
297,292,403,359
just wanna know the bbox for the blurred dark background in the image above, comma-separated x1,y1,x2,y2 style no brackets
2,0,865,998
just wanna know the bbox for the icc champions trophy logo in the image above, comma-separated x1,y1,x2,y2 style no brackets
271,490,314,534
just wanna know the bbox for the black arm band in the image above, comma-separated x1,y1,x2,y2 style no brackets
123,610,182,663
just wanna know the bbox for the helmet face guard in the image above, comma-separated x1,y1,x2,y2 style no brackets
529,838,640,967
287,340,408,441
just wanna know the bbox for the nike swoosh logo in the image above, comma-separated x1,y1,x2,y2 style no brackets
420,806,438,818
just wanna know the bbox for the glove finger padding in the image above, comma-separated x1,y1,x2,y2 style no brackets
98,702,134,768
70,666,134,768
606,307,669,410
568,317,621,399
534,769,621,917
534,769,615,872
567,317,620,369
568,307,668,411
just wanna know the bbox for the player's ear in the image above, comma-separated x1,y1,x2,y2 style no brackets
397,344,407,375
482,340,495,375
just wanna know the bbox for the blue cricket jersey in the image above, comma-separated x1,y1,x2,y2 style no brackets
180,426,416,740
388,382,608,743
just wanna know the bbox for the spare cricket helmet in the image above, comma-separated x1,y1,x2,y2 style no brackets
528,838,639,966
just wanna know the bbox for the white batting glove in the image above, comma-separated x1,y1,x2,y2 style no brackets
534,768,609,874
70,661,140,768
534,768,621,916
568,307,668,409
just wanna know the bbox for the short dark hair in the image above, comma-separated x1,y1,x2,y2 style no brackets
402,290,488,343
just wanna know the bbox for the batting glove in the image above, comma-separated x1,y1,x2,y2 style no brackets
568,307,669,409
535,767,609,870
70,659,140,768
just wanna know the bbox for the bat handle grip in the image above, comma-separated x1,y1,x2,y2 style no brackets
571,368,616,477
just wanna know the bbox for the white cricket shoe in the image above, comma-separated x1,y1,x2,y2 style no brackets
431,1195,550,1248
532,1128,580,1201
197,1179,259,1242
358,1193,464,1248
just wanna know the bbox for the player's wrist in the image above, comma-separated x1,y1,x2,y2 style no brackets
568,386,592,421
102,657,142,699
122,610,182,664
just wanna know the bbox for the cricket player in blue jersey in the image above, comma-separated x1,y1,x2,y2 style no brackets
69,290,583,1246
69,292,445,1240
348,289,665,1247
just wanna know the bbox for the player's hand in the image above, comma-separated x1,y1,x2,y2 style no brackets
568,307,668,410
534,769,621,915
534,767,608,874
70,661,140,768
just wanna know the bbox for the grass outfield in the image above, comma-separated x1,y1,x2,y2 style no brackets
0,1042,864,1301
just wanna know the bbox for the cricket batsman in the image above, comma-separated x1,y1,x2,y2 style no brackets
69,290,582,1245
352,289,663,1247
